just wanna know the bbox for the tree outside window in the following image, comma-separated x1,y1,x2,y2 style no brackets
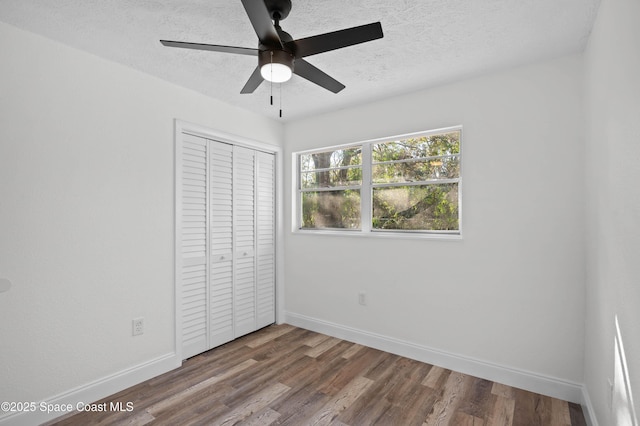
297,128,461,235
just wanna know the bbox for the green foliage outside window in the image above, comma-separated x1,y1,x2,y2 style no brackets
299,130,461,233
300,146,362,229
372,184,459,231
302,190,361,229
372,132,460,231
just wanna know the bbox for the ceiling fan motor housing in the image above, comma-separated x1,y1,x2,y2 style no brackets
259,48,295,72
264,0,292,21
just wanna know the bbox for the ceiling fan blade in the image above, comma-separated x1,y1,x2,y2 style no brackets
160,40,259,56
240,66,264,94
287,22,383,58
293,59,345,93
240,0,282,47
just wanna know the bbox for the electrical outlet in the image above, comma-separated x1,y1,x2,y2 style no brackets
132,317,144,336
358,292,367,306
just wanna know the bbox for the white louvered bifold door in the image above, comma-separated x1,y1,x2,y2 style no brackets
178,132,275,359
256,151,276,328
208,141,235,348
180,134,209,359
232,146,257,338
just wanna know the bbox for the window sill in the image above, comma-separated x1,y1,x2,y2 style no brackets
291,228,463,240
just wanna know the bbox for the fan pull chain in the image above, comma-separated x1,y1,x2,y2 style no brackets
279,83,283,118
266,51,283,118
269,51,273,106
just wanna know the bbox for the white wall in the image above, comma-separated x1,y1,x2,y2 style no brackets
0,21,282,423
584,0,640,423
284,55,586,392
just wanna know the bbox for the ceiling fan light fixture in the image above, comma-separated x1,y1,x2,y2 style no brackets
258,49,294,84
261,62,292,83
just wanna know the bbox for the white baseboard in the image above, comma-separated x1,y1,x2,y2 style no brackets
285,311,585,404
0,352,180,426
581,385,599,426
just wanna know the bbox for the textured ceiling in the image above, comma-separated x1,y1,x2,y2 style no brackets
0,0,600,121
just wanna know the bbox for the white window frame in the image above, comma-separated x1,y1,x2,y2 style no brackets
292,126,463,239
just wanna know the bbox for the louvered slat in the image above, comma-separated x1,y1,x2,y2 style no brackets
180,134,208,359
256,151,276,328
209,141,234,348
233,146,256,337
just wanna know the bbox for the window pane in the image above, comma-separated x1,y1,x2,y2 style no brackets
301,167,362,189
372,132,460,162
372,184,459,231
300,147,362,172
372,156,459,183
301,190,361,229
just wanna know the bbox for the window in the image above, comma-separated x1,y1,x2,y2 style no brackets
295,127,461,236
299,146,362,229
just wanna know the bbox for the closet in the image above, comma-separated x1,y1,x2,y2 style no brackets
177,131,276,360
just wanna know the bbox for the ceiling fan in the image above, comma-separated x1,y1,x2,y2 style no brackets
160,0,383,94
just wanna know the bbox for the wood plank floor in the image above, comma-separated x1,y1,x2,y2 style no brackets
47,325,587,426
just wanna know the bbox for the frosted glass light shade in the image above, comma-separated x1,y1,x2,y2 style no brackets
261,63,292,83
